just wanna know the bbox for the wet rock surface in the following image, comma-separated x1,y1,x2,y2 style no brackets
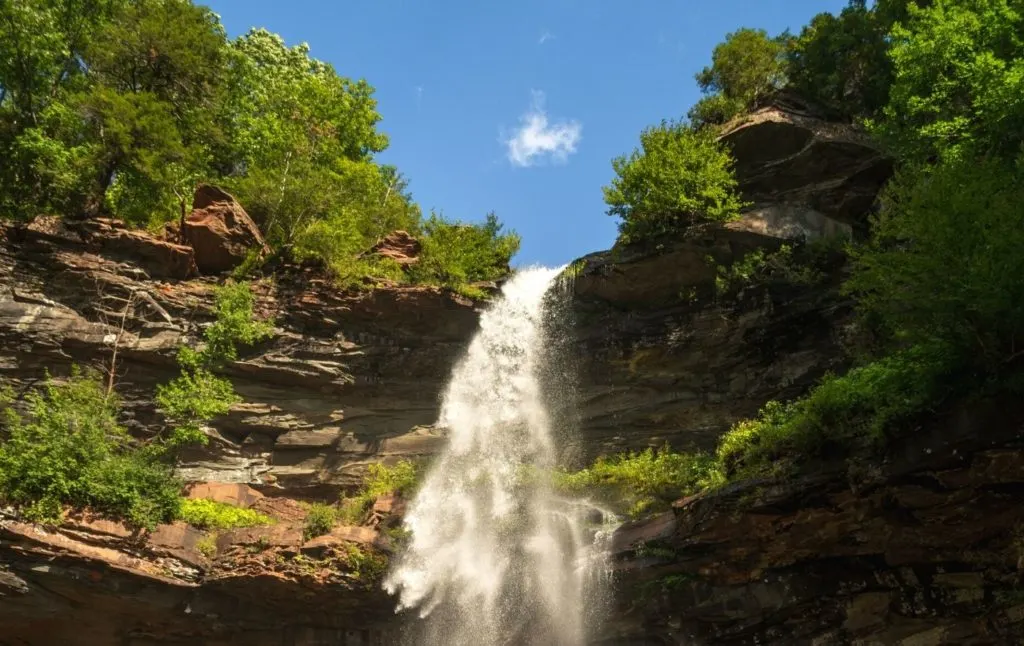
568,227,852,458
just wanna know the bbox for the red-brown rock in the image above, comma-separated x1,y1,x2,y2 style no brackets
372,493,406,516
186,482,265,508
148,522,206,552
216,524,303,552
369,230,421,266
300,525,380,557
78,217,198,278
182,184,269,274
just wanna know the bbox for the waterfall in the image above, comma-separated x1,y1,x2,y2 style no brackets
383,267,617,646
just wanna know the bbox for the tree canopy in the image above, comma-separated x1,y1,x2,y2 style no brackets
0,0,517,294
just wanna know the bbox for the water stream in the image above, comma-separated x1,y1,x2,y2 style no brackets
383,267,618,646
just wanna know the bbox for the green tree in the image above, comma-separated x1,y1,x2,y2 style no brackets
872,0,1024,161
0,0,125,219
785,1,893,118
80,0,227,221
411,212,521,293
220,28,423,279
221,28,387,173
846,156,1024,372
0,368,182,528
0,0,227,223
603,120,745,246
691,28,786,127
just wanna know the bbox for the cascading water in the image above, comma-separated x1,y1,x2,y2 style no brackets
384,267,617,646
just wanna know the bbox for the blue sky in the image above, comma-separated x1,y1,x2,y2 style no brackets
205,0,848,268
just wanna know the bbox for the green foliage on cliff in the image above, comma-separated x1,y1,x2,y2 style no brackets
586,0,1024,507
303,502,338,540
715,345,952,479
410,213,521,297
689,28,788,128
156,281,272,447
179,498,274,531
0,369,182,528
338,460,419,524
557,447,720,517
847,156,1024,372
869,0,1024,162
0,1,517,292
603,121,745,246
0,281,277,528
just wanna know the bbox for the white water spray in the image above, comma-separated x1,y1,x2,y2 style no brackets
384,267,617,646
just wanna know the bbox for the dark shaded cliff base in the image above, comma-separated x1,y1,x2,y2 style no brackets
606,395,1024,645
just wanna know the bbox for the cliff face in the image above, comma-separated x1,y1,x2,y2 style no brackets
606,398,1024,645
4,97,1015,645
0,216,480,495
568,93,889,458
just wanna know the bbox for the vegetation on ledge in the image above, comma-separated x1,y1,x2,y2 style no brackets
0,0,518,295
0,281,275,529
179,498,274,531
300,459,420,540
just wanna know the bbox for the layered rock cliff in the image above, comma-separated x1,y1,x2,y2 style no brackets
5,96,1018,645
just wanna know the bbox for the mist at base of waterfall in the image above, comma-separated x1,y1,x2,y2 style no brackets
383,267,618,646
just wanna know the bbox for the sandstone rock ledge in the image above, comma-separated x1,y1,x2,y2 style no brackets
0,484,403,646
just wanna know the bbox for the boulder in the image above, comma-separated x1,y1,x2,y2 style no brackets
182,184,269,274
368,230,421,266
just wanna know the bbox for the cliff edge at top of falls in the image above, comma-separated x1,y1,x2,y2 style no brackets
0,212,483,495
0,93,913,645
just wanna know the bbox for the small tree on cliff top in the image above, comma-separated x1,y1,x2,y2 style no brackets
603,120,745,246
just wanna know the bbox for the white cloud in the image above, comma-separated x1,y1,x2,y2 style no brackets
538,30,554,45
503,91,581,168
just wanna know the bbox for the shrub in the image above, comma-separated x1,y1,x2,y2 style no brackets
562,344,955,509
694,28,787,111
203,281,275,364
715,344,952,478
556,446,721,517
687,93,746,130
196,533,218,558
603,121,745,246
713,237,845,299
303,502,338,540
290,209,407,289
179,498,274,530
338,460,419,525
156,281,272,446
0,369,182,529
411,213,520,297
342,543,389,582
